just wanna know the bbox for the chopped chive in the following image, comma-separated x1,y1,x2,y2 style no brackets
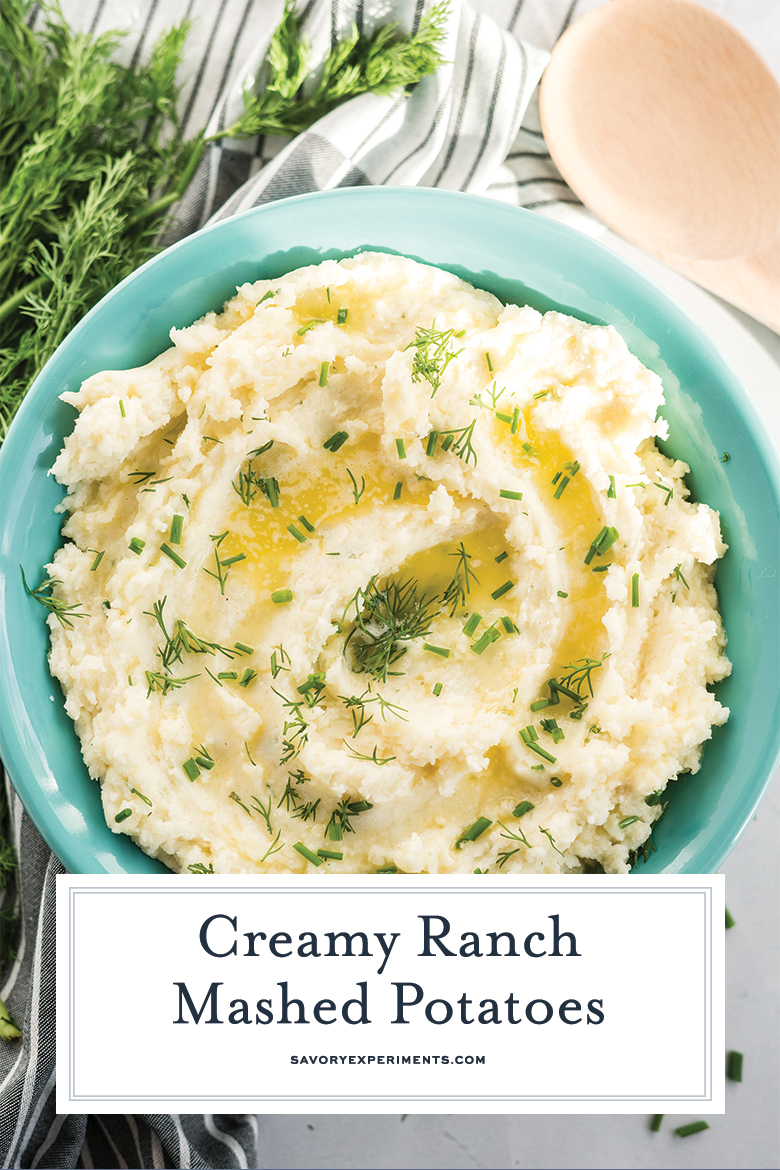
337,307,348,324
298,515,315,533
550,777,563,787
377,865,399,873
494,551,508,563
89,550,104,571
499,489,523,501
584,525,619,564
499,616,516,634
130,786,152,806
433,682,443,696
128,537,145,555
182,758,200,782
294,841,323,867
234,642,254,655
239,668,258,687
317,849,343,861
463,613,482,637
323,431,349,452
182,493,191,508
485,352,493,372
654,481,673,506
675,1122,708,1138
725,907,735,929
440,434,453,451
423,643,450,658
287,524,307,543
455,816,493,849
426,431,438,456
221,554,246,567
395,438,406,459
631,573,640,607
650,1115,663,1133
619,815,642,828
393,481,403,501
530,699,550,712
511,407,520,434
114,808,132,822
592,565,609,572
570,461,580,475
512,801,534,818
202,436,222,445
557,590,568,598
263,477,280,507
607,475,616,498
128,676,133,686
523,725,539,742
726,1051,743,1082
495,412,513,424
325,287,330,302
297,319,325,335
553,475,570,499
522,441,532,452
319,361,329,386
160,543,187,568
533,390,548,400
271,589,293,604
217,671,237,680
119,399,126,417
471,625,501,654
519,733,556,763
170,514,184,545
491,580,514,600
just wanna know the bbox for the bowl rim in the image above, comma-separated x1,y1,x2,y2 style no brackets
1,185,778,876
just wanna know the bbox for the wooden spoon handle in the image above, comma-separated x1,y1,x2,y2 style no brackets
651,239,780,334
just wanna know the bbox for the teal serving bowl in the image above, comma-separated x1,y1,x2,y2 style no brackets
1,187,778,875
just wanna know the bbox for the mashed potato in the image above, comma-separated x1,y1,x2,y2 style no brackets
46,252,730,874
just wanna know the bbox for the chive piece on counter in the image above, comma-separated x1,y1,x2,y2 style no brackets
337,307,348,324
499,489,523,501
530,699,549,712
317,849,343,861
287,524,307,543
499,616,517,634
319,361,329,387
557,590,568,598
675,1122,709,1138
119,399,126,417
161,543,187,568
608,475,616,498
650,1115,663,1133
395,438,407,459
298,515,315,533
323,430,349,452
129,537,145,555
393,481,403,501
512,801,534,818
182,758,200,782
89,550,104,571
491,580,514,600
511,407,520,435
271,589,293,604
294,841,323,867
485,352,493,372
631,573,640,607
553,475,570,499
463,613,482,638
433,682,443,696
726,1051,743,1082
170,514,184,545
423,643,450,658
455,816,493,849
725,906,735,929
114,808,132,823
495,551,508,563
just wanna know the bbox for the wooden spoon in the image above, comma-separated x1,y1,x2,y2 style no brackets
539,0,780,332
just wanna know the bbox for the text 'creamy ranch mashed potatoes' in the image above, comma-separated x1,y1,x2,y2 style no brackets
47,253,730,875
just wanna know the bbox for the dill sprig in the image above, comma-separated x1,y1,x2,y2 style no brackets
144,596,239,670
339,686,408,737
145,670,199,697
203,531,246,595
671,563,690,602
210,1,448,142
344,741,397,766
343,575,441,682
405,320,465,397
555,654,610,700
0,2,202,439
441,542,479,617
496,820,531,868
427,419,478,466
20,567,86,628
324,796,374,841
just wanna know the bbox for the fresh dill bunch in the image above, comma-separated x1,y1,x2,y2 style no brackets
343,575,442,682
0,0,200,439
212,1,448,142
